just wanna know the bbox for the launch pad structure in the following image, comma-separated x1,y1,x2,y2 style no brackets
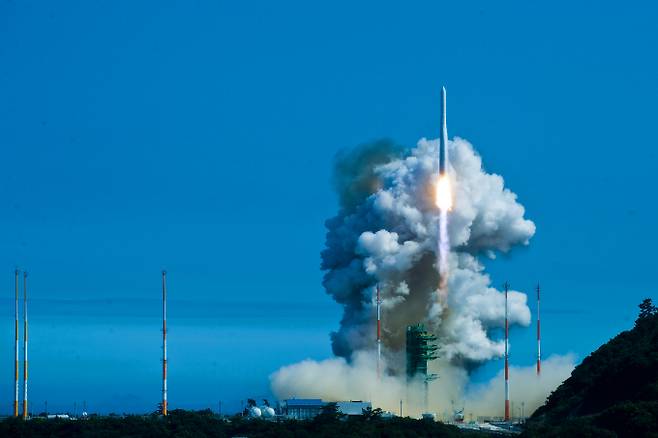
406,324,439,411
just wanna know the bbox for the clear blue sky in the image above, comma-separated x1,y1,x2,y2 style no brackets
0,0,656,414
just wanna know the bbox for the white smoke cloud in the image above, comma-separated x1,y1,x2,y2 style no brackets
270,351,575,418
270,351,468,417
270,136,557,417
271,352,409,409
357,230,422,275
464,354,576,417
320,137,535,360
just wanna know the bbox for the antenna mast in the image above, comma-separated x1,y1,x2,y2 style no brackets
537,283,541,376
376,284,381,378
22,271,28,420
504,281,510,422
14,270,19,417
162,271,168,416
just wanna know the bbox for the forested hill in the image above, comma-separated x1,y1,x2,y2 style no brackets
523,299,658,437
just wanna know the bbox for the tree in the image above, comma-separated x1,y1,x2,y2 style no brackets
314,402,344,423
638,298,657,320
361,407,384,420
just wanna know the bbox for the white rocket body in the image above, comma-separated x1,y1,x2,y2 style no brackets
439,87,448,176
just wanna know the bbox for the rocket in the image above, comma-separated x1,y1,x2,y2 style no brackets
436,86,453,288
439,86,448,176
435,86,452,212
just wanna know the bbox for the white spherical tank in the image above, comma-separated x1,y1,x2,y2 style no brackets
248,406,262,418
261,406,275,418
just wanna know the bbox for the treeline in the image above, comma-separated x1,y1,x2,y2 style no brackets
0,408,484,438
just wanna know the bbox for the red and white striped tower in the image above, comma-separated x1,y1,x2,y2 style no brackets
536,283,541,376
22,271,28,420
162,271,168,416
504,281,510,422
376,284,381,378
14,269,19,417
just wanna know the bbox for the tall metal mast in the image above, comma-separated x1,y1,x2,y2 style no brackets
22,271,28,420
14,269,19,417
162,271,168,416
537,283,541,376
376,284,381,379
504,281,510,422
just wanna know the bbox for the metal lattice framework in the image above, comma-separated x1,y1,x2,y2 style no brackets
406,324,439,381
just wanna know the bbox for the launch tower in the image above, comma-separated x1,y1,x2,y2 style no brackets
406,324,439,411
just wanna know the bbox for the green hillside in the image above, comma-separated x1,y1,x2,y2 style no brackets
523,299,658,437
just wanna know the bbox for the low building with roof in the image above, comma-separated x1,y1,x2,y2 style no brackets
282,399,325,420
282,399,373,420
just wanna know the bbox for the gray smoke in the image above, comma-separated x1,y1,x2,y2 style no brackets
271,352,574,418
322,136,535,364
270,136,569,418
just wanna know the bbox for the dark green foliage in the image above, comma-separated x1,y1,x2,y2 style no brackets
638,298,658,323
523,299,658,437
313,401,344,424
361,407,384,420
0,410,486,438
522,416,617,438
594,401,658,438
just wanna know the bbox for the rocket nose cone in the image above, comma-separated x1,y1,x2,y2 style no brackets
440,86,447,115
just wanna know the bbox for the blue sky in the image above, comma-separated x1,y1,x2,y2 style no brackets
0,0,657,414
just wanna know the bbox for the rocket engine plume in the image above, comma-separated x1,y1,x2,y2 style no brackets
435,176,452,211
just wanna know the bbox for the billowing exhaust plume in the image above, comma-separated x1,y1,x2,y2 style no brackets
271,136,570,417
322,137,534,361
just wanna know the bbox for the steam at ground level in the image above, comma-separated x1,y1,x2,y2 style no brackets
270,352,574,418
